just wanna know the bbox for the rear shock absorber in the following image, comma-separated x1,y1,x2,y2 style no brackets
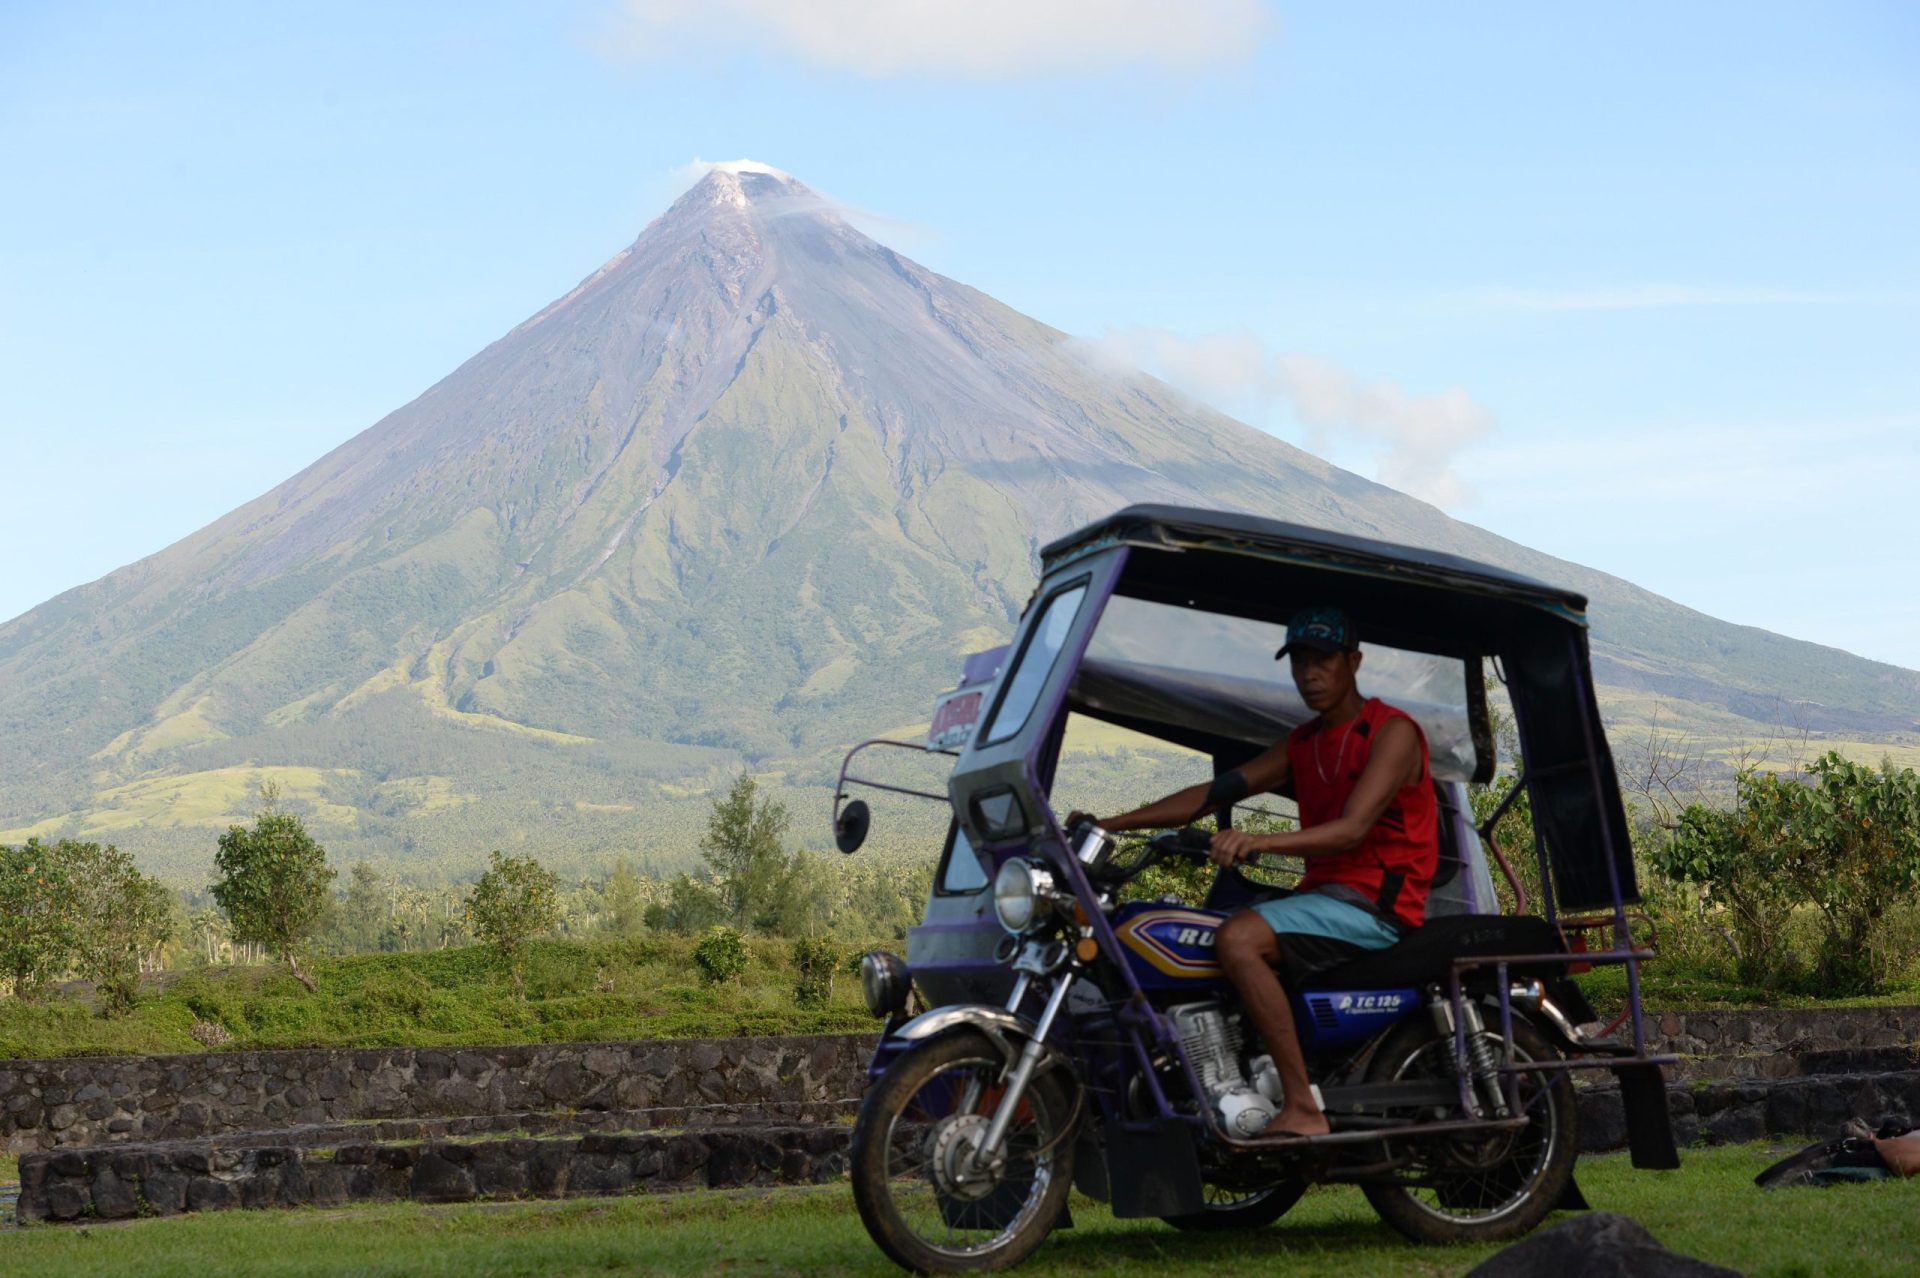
1458,1000,1512,1119
1426,989,1511,1119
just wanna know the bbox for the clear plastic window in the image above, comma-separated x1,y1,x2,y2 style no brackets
978,583,1088,746
1074,595,1479,781
938,826,989,894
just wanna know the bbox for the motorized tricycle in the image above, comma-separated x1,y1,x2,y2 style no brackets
832,505,1678,1273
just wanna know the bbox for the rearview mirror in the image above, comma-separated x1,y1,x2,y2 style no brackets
835,799,871,854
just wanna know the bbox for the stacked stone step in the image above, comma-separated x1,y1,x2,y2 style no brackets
1648,1006,1920,1081
1578,1043,1920,1153
17,1126,853,1223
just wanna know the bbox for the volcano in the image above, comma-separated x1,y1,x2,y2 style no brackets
4,166,1915,878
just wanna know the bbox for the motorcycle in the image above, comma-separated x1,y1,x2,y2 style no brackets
834,504,1679,1273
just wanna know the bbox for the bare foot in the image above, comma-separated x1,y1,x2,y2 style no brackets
1263,1106,1331,1138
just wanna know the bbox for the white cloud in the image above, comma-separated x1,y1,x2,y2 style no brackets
1073,329,1494,508
603,0,1272,78
674,158,794,182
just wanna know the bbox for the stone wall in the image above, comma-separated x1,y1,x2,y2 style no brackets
1,1034,876,1153
1644,1006,1920,1079
17,1126,852,1223
4,1005,1916,1154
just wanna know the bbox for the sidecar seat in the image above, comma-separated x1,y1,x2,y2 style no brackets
1297,914,1567,991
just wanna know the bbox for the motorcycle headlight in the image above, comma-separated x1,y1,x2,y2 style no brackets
860,950,911,1018
994,858,1056,934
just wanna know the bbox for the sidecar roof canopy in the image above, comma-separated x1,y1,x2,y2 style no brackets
1036,505,1636,911
1040,505,1590,646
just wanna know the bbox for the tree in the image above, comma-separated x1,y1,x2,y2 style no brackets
643,873,726,935
0,839,79,999
772,849,841,938
701,774,792,928
465,851,560,981
211,801,336,991
334,861,394,954
63,841,174,1015
601,858,645,936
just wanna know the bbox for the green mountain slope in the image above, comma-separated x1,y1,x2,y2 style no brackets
3,167,1916,882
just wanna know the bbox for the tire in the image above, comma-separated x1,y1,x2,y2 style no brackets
1161,1177,1307,1232
1359,1010,1577,1245
851,1029,1077,1273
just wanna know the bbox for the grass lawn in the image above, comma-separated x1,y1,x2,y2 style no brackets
5,1145,1915,1277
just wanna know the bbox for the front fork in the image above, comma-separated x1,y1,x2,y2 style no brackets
969,971,1075,1168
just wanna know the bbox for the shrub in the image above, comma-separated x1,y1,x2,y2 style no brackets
1650,796,1801,988
1650,753,1920,995
791,937,840,1007
693,926,748,985
1756,754,1920,993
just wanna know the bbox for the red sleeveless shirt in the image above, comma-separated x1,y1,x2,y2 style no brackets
1286,698,1438,931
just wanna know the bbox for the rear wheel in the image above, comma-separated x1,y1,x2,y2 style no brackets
1359,1011,1576,1245
851,1029,1076,1273
1161,1177,1307,1232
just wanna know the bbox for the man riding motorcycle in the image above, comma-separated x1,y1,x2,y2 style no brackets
1082,605,1440,1138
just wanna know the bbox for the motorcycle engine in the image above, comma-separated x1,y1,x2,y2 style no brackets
1170,1002,1281,1137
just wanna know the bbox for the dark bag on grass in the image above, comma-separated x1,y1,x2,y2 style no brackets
1756,1119,1917,1189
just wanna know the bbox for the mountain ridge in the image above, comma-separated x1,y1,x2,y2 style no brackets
3,167,1915,879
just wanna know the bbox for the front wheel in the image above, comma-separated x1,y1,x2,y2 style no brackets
1360,1010,1577,1245
851,1029,1077,1273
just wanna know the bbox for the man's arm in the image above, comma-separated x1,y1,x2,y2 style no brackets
1092,740,1292,832
1210,718,1421,867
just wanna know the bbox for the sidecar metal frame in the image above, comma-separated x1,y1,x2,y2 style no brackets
838,505,1678,1177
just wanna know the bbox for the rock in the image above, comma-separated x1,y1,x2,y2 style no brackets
1464,1212,1742,1278
49,1149,89,1177
1576,1090,1626,1153
472,1150,530,1199
566,1153,633,1195
705,1134,761,1188
306,1164,350,1207
188,1176,240,1211
44,1182,88,1221
542,1060,590,1105
412,1151,477,1203
662,1134,709,1182
528,1143,572,1196
143,1168,191,1215
91,1166,140,1219
636,1049,676,1079
1703,1105,1767,1145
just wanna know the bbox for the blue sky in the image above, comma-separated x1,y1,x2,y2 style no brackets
2,2,1916,667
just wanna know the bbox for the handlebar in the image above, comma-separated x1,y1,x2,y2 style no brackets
1151,827,1217,863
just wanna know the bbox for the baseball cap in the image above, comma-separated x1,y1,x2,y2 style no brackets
1276,605,1358,659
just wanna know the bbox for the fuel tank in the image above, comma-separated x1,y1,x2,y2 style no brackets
1110,900,1232,991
